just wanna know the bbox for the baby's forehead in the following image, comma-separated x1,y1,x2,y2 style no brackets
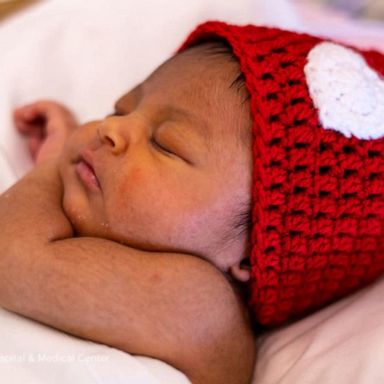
147,43,241,88
115,43,251,151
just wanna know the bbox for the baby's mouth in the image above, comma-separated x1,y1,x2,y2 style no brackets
74,151,101,192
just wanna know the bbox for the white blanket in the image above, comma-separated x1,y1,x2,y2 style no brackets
0,307,189,384
255,275,384,384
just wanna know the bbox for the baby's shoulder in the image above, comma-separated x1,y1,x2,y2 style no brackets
160,254,256,384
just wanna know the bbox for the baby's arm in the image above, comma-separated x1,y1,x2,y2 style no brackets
0,160,255,384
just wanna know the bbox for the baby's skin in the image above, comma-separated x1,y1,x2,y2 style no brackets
0,45,256,384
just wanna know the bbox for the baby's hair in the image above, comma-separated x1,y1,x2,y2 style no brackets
199,41,252,152
198,41,253,251
195,40,250,102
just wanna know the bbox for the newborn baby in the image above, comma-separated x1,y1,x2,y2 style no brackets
1,37,255,384
1,21,384,384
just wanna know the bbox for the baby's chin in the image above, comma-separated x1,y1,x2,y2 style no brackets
67,214,137,247
60,192,109,240
64,211,105,239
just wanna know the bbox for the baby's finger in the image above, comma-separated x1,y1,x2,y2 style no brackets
27,135,43,162
15,118,44,136
14,106,42,134
14,104,43,122
24,100,68,120
14,108,47,136
14,118,30,134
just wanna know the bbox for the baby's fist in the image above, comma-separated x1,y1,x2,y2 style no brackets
14,101,78,164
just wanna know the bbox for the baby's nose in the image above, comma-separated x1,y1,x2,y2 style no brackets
97,116,128,155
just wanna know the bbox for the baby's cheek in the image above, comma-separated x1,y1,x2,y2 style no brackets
111,168,172,222
126,166,146,185
114,166,147,200
112,167,154,215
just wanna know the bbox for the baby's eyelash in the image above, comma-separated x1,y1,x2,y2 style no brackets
150,137,173,156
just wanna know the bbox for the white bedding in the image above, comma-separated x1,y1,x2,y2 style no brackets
0,307,189,384
1,0,384,383
255,275,384,384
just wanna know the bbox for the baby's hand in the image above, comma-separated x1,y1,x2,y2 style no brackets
14,101,78,164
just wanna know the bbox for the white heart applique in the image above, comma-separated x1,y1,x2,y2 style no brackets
304,42,384,140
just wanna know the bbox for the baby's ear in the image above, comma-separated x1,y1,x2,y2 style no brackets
229,258,251,283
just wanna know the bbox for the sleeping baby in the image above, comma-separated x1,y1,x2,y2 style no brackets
1,21,384,384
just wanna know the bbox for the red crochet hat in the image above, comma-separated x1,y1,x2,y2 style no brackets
180,21,384,326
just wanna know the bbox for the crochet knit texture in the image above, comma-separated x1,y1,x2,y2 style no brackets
181,21,384,326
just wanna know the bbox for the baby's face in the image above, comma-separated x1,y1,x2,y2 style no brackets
59,45,252,272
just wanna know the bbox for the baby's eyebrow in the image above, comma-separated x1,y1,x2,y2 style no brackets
161,105,208,130
160,105,211,142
